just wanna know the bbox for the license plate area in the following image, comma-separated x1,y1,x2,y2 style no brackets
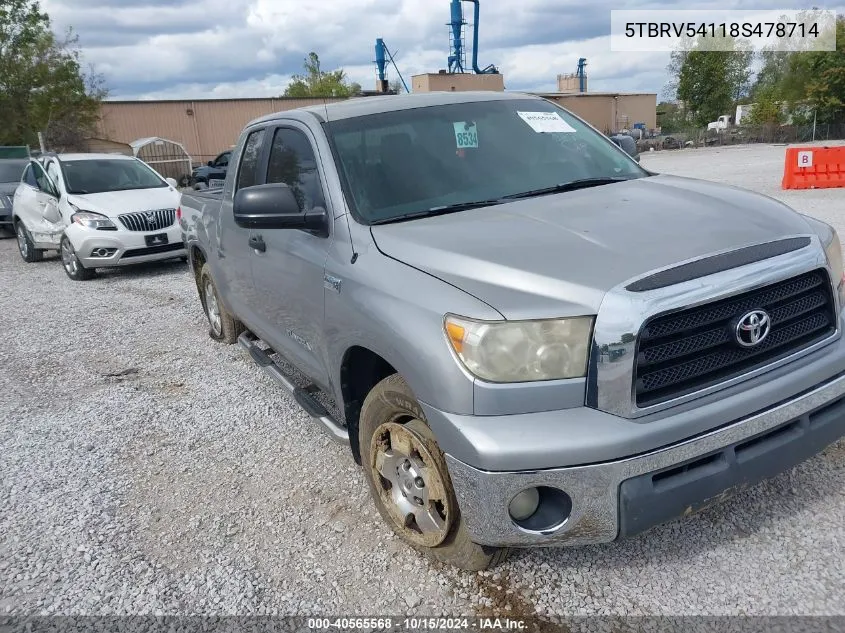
145,233,169,247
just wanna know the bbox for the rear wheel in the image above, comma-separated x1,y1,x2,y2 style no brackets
60,235,96,281
199,263,244,343
15,221,43,263
360,374,510,571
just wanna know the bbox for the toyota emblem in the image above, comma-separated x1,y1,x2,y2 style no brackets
735,310,771,348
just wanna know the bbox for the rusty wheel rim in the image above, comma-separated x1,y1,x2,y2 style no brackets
370,420,453,548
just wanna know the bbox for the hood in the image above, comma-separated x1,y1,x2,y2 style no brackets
369,174,816,320
66,187,181,218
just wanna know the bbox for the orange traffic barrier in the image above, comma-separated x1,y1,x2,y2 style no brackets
782,145,845,190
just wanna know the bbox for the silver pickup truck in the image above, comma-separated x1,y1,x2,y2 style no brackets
180,91,845,571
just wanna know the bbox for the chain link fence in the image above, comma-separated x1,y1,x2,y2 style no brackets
637,124,845,152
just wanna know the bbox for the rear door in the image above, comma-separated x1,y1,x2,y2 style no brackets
213,127,269,325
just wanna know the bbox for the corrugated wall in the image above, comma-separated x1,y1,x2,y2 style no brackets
97,98,345,164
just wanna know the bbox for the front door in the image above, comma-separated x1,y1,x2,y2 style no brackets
248,123,333,388
13,162,63,246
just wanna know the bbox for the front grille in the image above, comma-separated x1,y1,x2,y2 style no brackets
635,269,837,407
118,209,176,232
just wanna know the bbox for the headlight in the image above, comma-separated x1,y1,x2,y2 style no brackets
824,228,844,285
71,211,115,229
444,314,594,382
824,228,844,307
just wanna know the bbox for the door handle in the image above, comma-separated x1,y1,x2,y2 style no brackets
249,235,266,252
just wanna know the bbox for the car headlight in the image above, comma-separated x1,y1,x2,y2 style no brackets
444,314,594,382
71,211,115,229
823,227,844,307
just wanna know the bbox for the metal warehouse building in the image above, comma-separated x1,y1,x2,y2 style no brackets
96,91,656,165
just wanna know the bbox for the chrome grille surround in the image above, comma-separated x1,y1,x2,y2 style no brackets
118,208,176,232
588,234,842,419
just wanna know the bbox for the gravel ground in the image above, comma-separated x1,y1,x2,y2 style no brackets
1,143,844,618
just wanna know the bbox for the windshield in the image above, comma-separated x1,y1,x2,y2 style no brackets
0,161,27,183
61,159,167,194
327,98,647,223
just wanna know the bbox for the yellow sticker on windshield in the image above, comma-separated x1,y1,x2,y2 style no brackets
453,122,479,148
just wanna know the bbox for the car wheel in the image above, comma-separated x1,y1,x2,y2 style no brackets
360,374,510,571
199,263,244,344
60,235,96,281
15,221,43,263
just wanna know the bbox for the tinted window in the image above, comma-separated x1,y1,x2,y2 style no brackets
0,160,27,183
237,130,266,190
266,128,325,212
217,152,230,167
22,164,37,187
61,159,165,194
32,164,57,197
45,161,62,191
327,98,646,223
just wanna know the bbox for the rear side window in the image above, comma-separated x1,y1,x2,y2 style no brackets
266,128,325,212
237,129,266,190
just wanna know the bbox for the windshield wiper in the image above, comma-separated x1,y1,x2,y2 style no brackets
501,177,635,201
370,198,505,225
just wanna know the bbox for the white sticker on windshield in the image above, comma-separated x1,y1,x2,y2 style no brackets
517,111,576,133
453,121,479,148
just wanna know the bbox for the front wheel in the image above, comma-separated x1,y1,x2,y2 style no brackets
60,235,96,281
360,374,510,571
16,221,43,263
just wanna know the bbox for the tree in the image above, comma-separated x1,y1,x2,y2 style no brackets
0,0,106,149
748,13,844,124
803,17,845,123
675,37,753,126
283,52,359,98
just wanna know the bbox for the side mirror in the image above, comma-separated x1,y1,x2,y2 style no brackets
234,183,328,235
207,160,213,166
165,177,178,188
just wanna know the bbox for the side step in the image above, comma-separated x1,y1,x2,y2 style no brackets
238,332,350,446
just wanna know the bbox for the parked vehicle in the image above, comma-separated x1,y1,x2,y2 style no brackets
609,133,640,162
0,157,29,236
180,91,845,570
12,153,184,280
190,150,231,189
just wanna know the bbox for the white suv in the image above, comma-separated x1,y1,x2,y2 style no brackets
12,153,185,280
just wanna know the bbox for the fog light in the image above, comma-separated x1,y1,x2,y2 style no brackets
508,487,540,521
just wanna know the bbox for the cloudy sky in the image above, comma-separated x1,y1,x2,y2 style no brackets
40,0,841,101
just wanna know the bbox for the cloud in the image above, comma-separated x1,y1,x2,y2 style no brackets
40,0,845,101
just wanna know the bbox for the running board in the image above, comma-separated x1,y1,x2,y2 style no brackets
238,332,350,446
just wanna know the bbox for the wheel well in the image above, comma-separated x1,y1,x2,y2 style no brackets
340,346,396,464
190,245,206,293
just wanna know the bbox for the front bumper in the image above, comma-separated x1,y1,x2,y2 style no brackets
446,371,845,547
65,223,185,267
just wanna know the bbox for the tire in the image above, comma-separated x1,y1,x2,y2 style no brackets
60,235,96,281
15,220,43,263
199,263,244,344
360,374,510,571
